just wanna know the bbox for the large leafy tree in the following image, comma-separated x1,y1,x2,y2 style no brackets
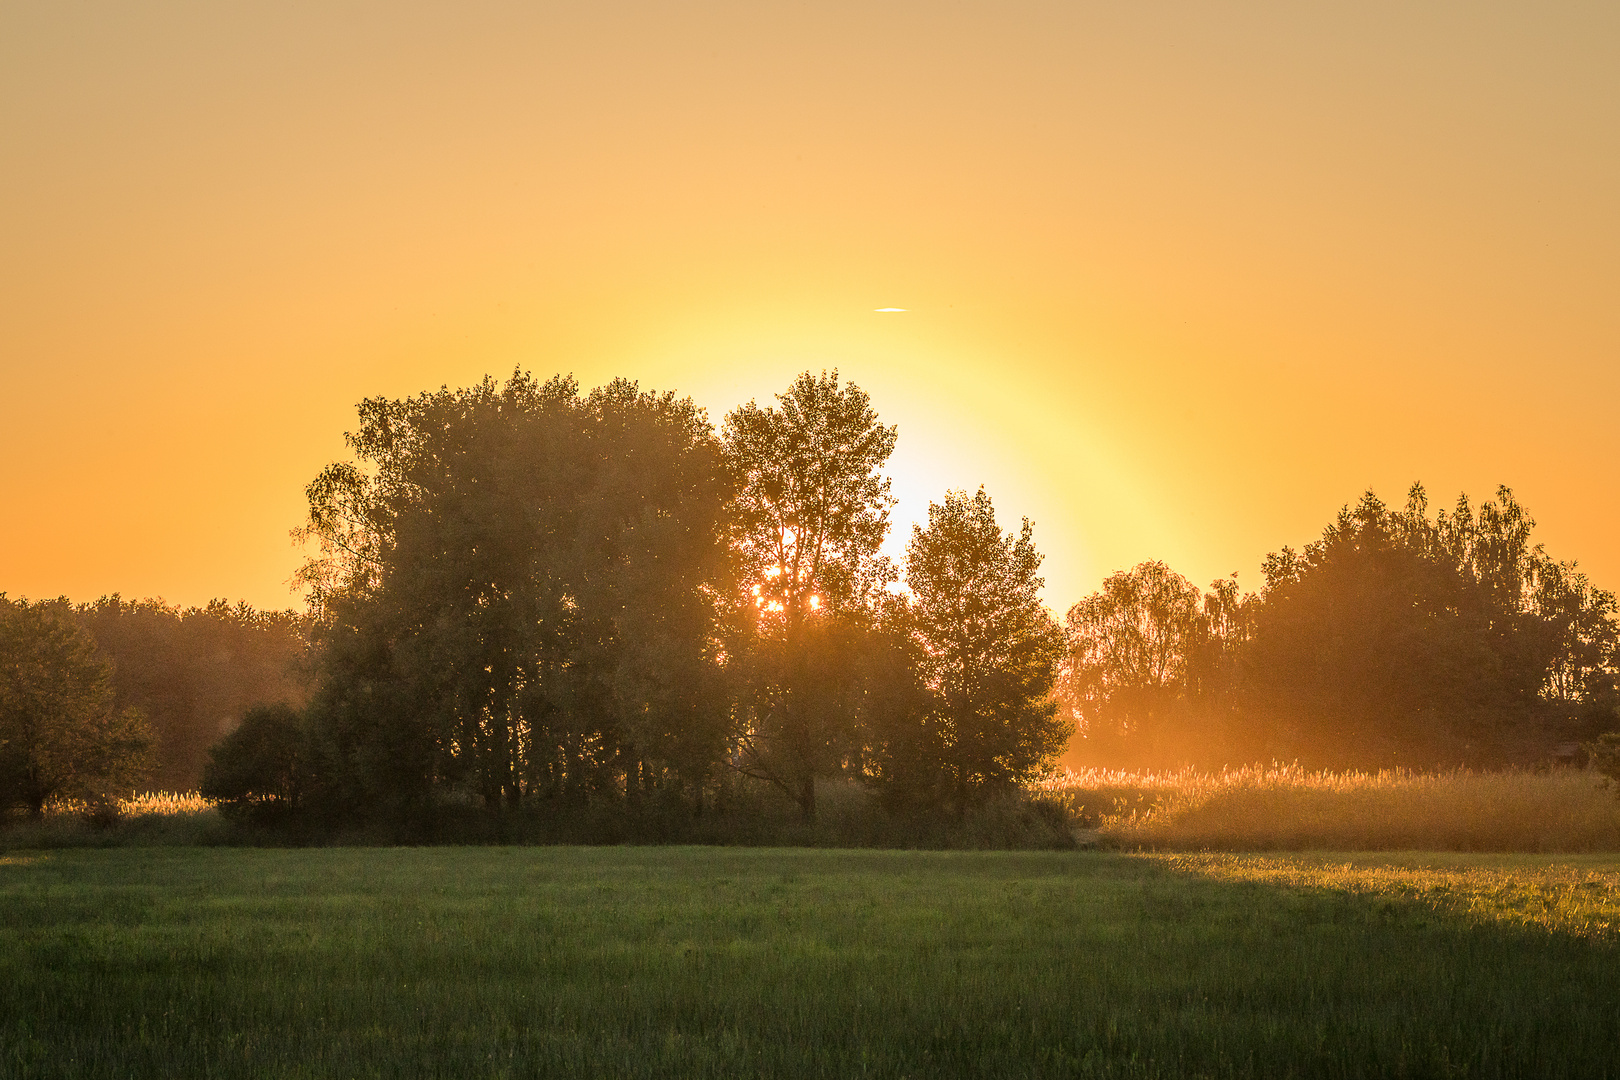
296,372,735,821
200,702,307,824
558,380,738,806
721,371,898,819
1248,485,1619,766
722,370,898,616
1060,561,1202,762
297,372,582,818
0,597,153,815
899,488,1065,807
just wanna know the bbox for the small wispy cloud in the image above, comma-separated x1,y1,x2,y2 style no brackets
874,307,907,312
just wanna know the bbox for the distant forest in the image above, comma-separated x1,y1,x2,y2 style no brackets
2,369,1616,829
0,598,308,807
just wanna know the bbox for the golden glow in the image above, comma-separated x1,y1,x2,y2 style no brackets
808,595,821,610
1,4,1616,610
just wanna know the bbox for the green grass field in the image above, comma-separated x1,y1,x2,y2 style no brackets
2,847,1617,1079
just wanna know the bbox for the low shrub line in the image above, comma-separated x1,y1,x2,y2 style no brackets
11,766,1620,852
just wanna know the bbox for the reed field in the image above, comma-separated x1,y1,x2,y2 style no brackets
1039,765,1620,852
1,846,1617,1079
0,791,229,849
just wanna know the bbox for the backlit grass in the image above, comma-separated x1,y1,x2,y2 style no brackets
1,846,1617,1078
34,790,214,817
1156,852,1620,939
1039,765,1620,851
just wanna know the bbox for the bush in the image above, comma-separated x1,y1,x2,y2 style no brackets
201,703,307,824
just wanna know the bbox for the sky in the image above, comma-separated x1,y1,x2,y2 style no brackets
2,1,1617,614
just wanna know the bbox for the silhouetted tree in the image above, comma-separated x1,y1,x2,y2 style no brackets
1056,485,1617,769
1247,485,1619,766
296,372,735,823
897,489,1066,808
556,380,738,809
850,596,938,809
0,596,153,815
1058,562,1253,766
201,702,307,824
721,370,898,820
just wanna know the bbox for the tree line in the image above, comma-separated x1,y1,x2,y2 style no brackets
5,367,1617,827
1060,487,1620,769
0,596,307,813
202,371,1063,830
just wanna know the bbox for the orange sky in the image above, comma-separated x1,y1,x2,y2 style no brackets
2,2,1617,613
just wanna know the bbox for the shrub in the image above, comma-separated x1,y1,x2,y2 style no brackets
201,703,307,824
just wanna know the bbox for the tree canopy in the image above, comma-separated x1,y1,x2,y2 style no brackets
1058,484,1620,769
898,488,1066,806
68,597,307,790
0,596,153,814
721,370,898,617
15,365,1619,834
296,373,737,823
722,371,899,819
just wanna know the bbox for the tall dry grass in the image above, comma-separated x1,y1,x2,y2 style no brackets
3,791,227,848
1035,765,1620,852
38,790,215,818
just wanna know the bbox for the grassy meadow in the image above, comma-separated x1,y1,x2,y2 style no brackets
2,846,1618,1079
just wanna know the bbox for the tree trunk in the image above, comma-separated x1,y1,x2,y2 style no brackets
797,775,816,823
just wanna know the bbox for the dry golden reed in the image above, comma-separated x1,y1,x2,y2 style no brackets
41,791,214,818
1036,765,1620,852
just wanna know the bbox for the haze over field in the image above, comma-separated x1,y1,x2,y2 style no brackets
2,1,1616,610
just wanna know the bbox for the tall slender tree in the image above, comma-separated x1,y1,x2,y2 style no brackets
721,370,898,819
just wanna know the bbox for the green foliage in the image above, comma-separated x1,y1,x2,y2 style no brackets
4,848,1618,1078
278,368,1072,834
200,703,308,824
1250,485,1619,766
296,372,737,824
1059,484,1620,769
722,371,900,819
721,369,898,614
891,488,1067,806
1060,562,1251,766
0,597,154,815
69,597,309,790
